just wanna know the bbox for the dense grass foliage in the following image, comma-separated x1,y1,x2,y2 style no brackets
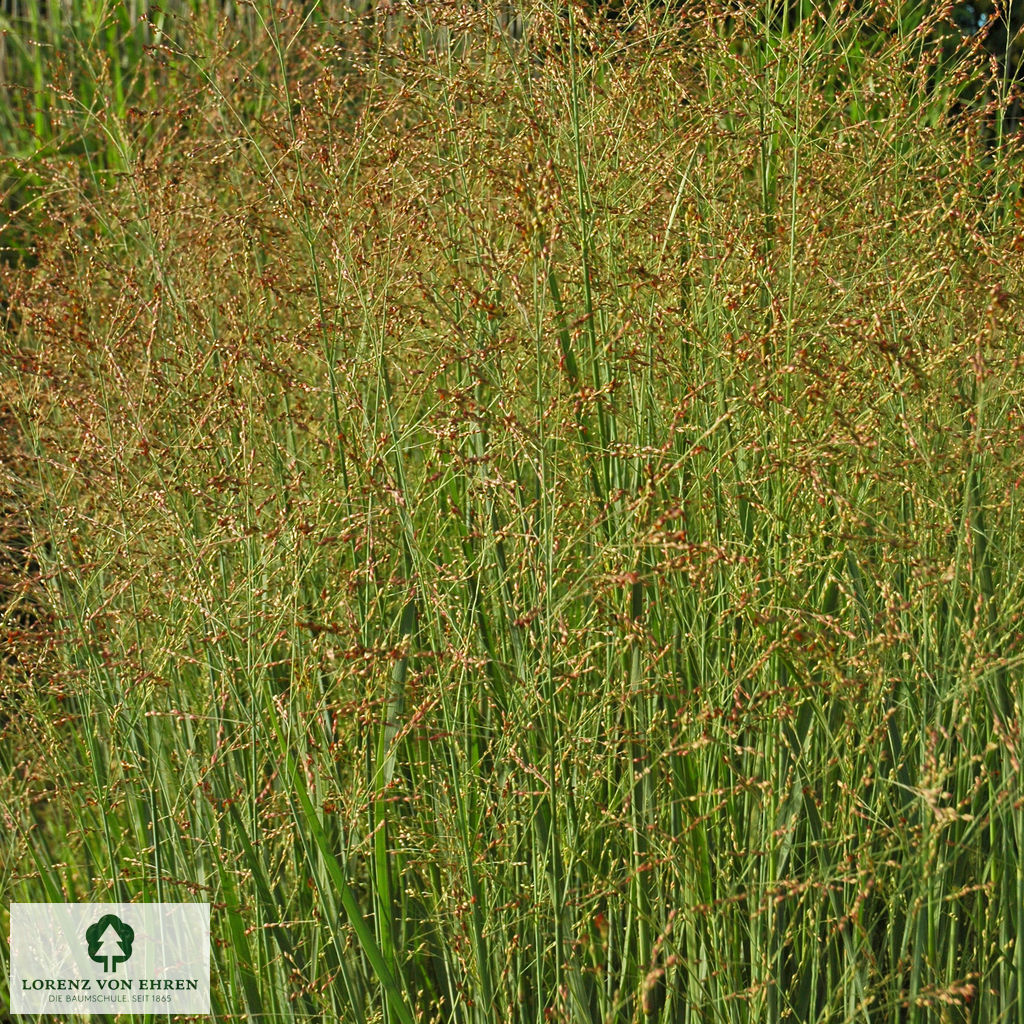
3,2,1024,1022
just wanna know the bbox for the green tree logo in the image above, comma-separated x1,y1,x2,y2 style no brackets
85,915,135,973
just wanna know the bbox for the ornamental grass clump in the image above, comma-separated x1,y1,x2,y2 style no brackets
2,2,1024,1022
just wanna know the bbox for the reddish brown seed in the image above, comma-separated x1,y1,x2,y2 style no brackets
642,966,666,1016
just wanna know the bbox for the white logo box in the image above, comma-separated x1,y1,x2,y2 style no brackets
10,903,210,1015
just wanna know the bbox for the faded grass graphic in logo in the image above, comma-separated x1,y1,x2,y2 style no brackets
85,914,135,973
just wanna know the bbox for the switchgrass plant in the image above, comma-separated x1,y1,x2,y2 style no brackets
2,2,1024,1021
